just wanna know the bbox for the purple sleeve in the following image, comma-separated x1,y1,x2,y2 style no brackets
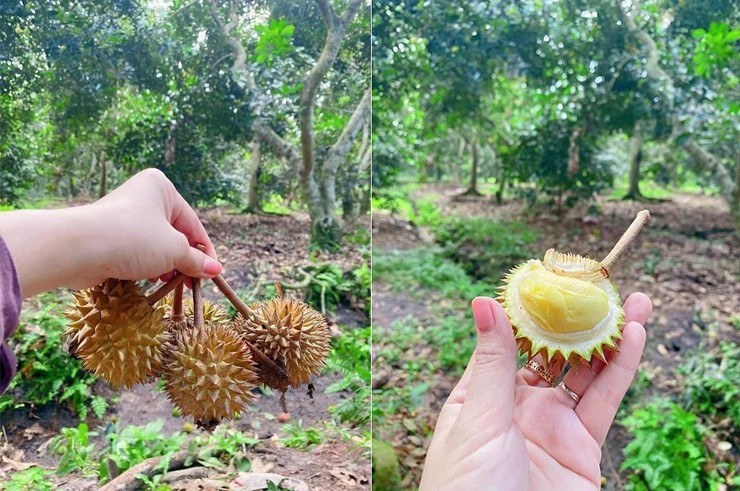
0,234,21,394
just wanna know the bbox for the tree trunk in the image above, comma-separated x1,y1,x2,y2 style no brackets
208,0,365,250
245,138,261,213
615,0,735,217
623,123,644,200
496,168,507,205
99,156,107,199
462,137,482,196
733,159,740,231
342,164,358,219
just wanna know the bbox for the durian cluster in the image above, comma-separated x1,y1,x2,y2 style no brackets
63,278,330,430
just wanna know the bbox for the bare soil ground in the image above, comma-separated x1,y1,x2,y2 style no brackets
1,208,371,490
372,185,739,489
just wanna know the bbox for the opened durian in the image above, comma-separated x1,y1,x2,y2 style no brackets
164,322,258,430
234,285,330,391
63,279,169,387
499,210,650,367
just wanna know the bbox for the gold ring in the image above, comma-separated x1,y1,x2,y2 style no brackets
524,360,555,385
558,381,581,404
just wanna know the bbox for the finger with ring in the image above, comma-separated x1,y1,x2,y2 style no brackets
558,381,581,405
524,359,555,386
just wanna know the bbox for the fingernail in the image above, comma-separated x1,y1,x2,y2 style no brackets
202,258,223,276
472,297,495,334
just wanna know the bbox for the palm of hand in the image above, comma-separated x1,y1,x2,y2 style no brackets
420,293,651,490
514,380,602,488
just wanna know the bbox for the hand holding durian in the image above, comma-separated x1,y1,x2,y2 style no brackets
421,211,652,489
0,169,223,298
64,274,330,430
0,168,329,430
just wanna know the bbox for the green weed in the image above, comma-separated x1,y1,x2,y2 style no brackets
281,421,324,448
301,263,370,315
434,218,538,281
2,466,54,491
0,291,100,418
429,314,476,374
641,247,663,276
261,193,296,215
621,399,724,490
408,197,443,228
99,420,187,483
49,423,99,476
325,327,371,426
678,342,740,427
374,248,494,301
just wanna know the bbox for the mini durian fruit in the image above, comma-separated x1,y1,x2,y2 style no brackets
499,210,650,367
64,279,170,387
234,284,330,391
163,322,258,430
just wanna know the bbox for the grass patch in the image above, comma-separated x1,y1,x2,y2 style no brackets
434,218,539,281
374,248,495,301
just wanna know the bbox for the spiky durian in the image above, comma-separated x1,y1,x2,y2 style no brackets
499,210,650,367
63,279,169,387
163,322,258,430
234,292,330,390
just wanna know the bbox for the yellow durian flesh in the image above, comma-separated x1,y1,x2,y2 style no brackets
501,256,623,366
519,270,609,334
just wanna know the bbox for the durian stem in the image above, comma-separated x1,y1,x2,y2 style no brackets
146,274,186,305
601,209,651,272
192,278,204,329
211,274,251,319
210,274,289,378
171,282,184,321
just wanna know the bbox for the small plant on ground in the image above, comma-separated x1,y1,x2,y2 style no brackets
0,291,100,418
678,342,740,427
434,218,538,281
99,420,187,483
49,423,99,476
374,248,494,300
3,467,54,491
325,327,371,426
281,421,325,448
620,399,724,490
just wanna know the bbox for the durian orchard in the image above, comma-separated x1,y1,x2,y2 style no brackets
63,265,330,431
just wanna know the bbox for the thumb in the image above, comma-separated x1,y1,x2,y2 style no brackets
456,297,518,433
171,234,223,278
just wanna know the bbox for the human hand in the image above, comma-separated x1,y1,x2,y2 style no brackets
419,293,651,490
88,168,221,285
0,168,222,297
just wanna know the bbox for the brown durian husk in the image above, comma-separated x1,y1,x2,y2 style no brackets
233,286,330,390
163,321,259,430
63,279,169,388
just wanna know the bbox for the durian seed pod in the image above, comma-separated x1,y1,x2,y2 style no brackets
163,321,259,430
63,279,170,388
498,210,650,368
233,283,330,390
164,278,259,430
